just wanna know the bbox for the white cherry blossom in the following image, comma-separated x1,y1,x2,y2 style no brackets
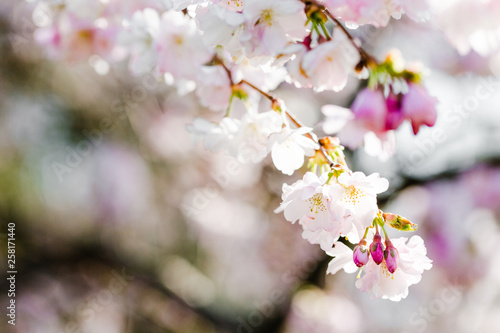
119,8,160,74
156,10,213,80
268,125,319,175
286,43,314,89
330,171,389,236
234,110,284,163
186,117,240,155
195,4,246,58
275,172,346,249
217,0,245,11
326,241,358,275
301,29,360,92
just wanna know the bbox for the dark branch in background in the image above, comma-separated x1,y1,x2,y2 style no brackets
1,233,235,332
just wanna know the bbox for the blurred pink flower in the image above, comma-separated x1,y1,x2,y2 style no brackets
401,83,438,135
323,0,431,28
323,0,392,28
35,14,117,63
351,87,387,133
322,84,436,158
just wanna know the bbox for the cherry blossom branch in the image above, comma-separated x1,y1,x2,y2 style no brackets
213,55,338,168
239,79,277,103
212,55,234,85
235,81,338,166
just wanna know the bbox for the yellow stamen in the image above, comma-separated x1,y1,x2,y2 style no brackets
341,185,366,205
307,193,327,214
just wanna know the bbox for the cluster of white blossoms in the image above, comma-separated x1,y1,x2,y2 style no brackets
29,0,435,300
275,140,432,301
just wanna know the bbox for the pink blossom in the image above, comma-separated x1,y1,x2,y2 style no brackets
323,0,431,28
323,0,393,28
35,14,117,63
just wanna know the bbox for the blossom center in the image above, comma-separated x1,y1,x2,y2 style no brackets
341,185,365,205
173,35,184,46
260,9,275,26
307,193,327,214
227,0,243,8
78,29,94,43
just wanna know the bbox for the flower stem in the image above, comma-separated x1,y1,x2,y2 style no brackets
225,93,234,117
380,223,389,240
362,227,370,239
318,20,331,40
239,79,277,103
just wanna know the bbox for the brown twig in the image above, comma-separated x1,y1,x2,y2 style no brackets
239,79,277,103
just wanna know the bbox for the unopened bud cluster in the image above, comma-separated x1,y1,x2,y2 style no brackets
354,234,400,274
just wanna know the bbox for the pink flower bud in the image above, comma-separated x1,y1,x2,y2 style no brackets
401,83,438,135
384,240,399,274
351,88,387,133
353,239,369,267
369,233,385,265
385,93,404,131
